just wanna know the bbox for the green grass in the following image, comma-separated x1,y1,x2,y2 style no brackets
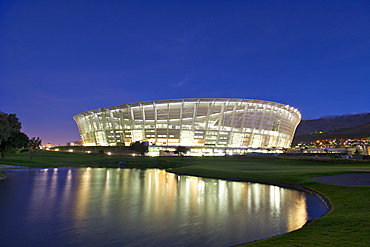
1,150,106,167
0,150,191,168
1,152,370,246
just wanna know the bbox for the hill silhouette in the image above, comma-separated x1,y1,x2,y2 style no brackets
295,112,370,136
293,113,370,144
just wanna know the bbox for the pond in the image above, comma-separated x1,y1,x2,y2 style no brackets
0,168,328,246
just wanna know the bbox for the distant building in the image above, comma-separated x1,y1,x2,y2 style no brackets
74,98,301,154
66,141,83,146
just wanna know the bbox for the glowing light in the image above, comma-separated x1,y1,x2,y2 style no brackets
107,152,112,155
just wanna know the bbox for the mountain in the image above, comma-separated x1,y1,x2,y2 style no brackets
293,121,370,144
292,113,370,144
295,112,370,136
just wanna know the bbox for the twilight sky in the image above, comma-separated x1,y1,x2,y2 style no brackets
1,0,369,146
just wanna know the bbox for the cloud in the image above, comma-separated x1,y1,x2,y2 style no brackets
169,70,205,88
170,78,188,87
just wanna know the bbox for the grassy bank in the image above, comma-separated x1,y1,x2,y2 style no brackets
1,151,370,246
0,150,191,168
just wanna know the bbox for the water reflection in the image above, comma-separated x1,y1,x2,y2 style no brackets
0,168,327,247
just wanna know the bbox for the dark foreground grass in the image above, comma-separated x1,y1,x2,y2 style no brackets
1,151,106,167
1,152,370,246
0,150,191,168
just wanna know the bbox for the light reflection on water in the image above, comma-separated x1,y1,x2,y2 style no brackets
0,168,328,247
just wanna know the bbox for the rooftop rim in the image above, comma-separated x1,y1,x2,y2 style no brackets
73,98,301,119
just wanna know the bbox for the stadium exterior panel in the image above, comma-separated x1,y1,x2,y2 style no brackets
73,98,301,154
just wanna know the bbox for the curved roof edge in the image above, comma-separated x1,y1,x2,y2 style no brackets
74,98,301,118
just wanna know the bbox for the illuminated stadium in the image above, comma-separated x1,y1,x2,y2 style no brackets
73,98,301,156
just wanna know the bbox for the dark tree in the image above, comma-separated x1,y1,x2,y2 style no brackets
129,141,149,157
0,113,19,143
0,113,29,161
28,137,42,162
174,146,189,159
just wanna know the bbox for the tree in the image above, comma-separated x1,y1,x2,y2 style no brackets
0,113,18,143
28,137,42,162
174,146,189,159
129,141,149,157
354,148,362,155
0,113,29,161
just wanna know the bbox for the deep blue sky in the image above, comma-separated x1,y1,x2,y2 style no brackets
1,0,369,146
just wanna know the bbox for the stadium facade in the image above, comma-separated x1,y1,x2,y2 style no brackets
74,98,301,156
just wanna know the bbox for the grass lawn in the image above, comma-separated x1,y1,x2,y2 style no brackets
1,151,370,246
0,150,191,168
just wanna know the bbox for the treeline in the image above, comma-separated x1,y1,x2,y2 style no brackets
0,112,41,161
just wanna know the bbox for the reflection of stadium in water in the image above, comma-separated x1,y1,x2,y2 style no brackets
3,168,327,247
68,168,309,242
74,98,301,154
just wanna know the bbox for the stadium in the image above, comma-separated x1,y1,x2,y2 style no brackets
73,98,301,156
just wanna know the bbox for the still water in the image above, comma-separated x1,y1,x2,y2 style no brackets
0,168,328,247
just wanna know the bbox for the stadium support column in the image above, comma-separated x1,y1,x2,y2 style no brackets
154,102,158,144
166,102,170,145
229,101,238,146
140,103,146,142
